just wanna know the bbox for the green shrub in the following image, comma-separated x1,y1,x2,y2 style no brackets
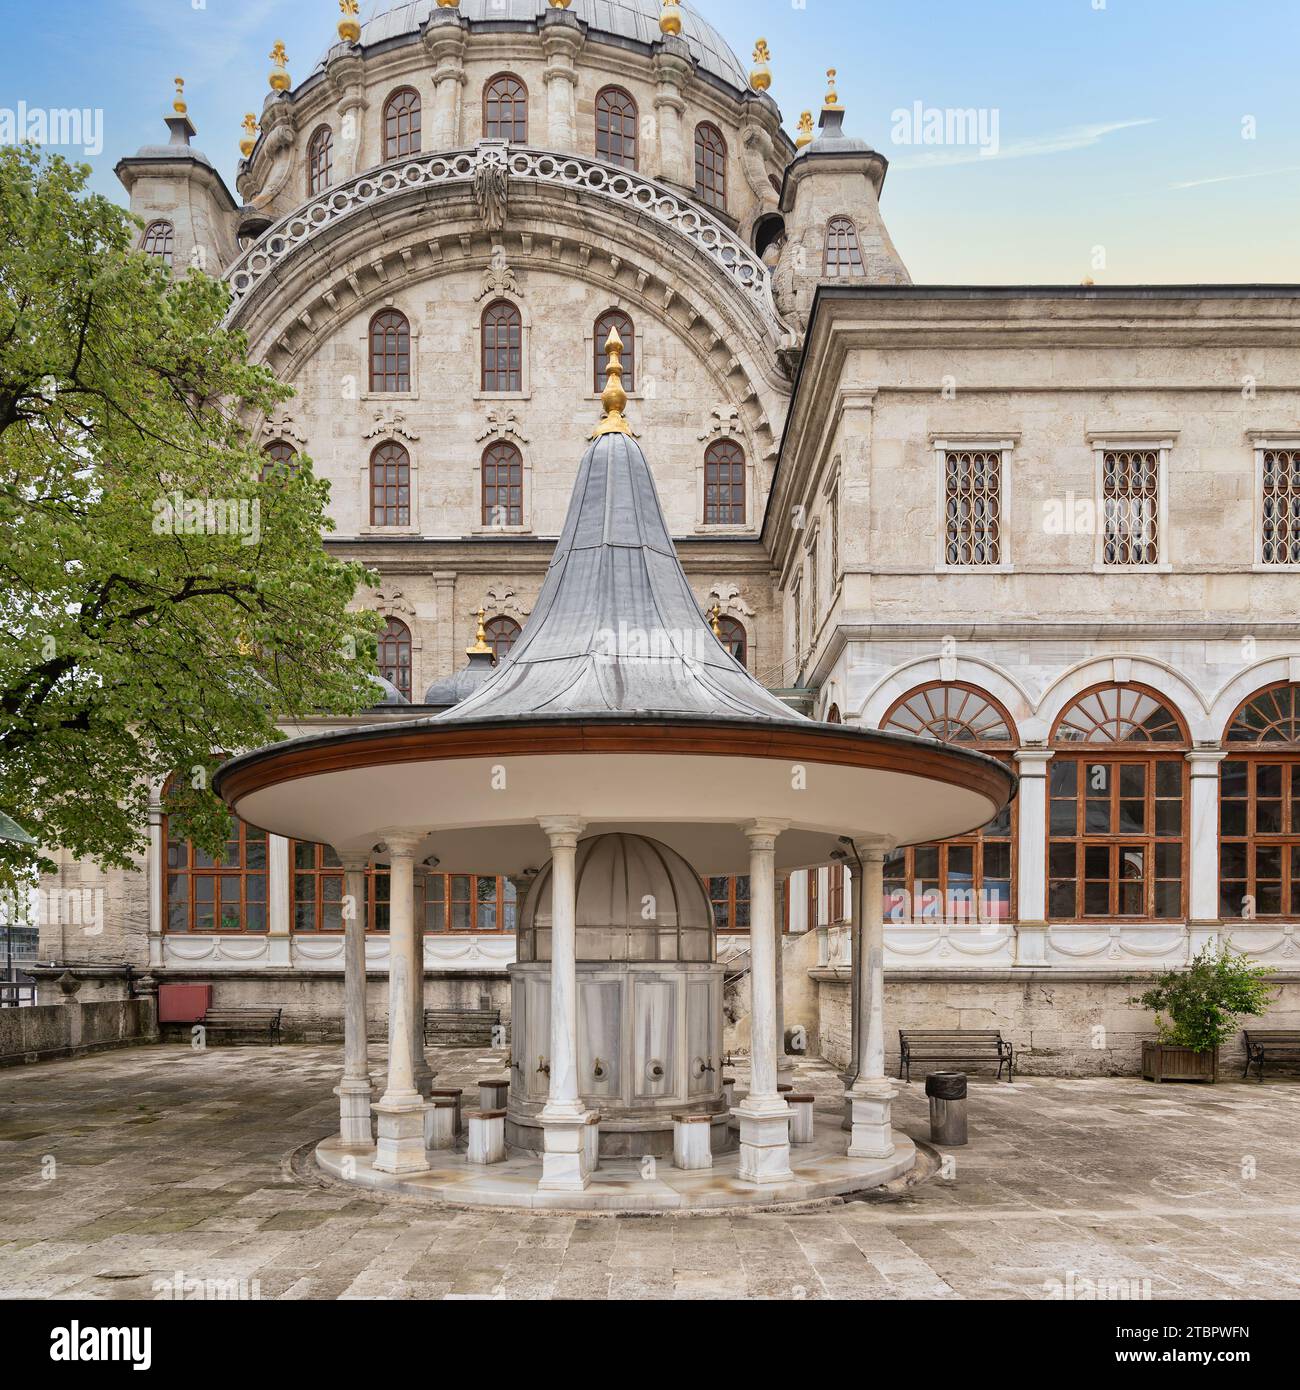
1131,944,1276,1053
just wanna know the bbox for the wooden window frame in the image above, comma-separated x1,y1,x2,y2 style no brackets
481,441,524,527
595,86,638,169
484,73,528,142
383,87,422,160
141,220,175,266
164,814,268,933
369,441,411,528
823,215,866,277
706,875,751,932
307,126,333,196
377,616,412,700
481,299,523,394
593,309,635,394
717,616,746,668
423,874,516,934
484,615,521,662
703,439,746,526
694,122,728,212
368,310,411,393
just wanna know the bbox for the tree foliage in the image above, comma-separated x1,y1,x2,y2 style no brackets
0,147,380,885
1131,943,1276,1053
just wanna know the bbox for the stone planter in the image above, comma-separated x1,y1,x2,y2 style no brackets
1141,1040,1218,1084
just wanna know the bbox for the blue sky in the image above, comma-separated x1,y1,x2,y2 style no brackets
3,0,1297,283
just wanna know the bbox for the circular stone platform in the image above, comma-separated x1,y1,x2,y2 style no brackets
313,1114,915,1212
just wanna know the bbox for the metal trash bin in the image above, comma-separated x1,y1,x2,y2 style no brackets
926,1071,968,1146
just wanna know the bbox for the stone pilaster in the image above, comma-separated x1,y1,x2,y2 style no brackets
653,40,695,191
1187,749,1229,958
423,10,468,149
540,9,583,151
1014,748,1053,966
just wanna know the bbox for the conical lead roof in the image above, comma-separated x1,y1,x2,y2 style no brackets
438,429,805,725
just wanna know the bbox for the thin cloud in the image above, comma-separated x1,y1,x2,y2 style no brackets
892,118,1157,171
1170,165,1300,190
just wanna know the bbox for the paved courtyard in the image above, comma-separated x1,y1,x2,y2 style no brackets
2,1042,1300,1300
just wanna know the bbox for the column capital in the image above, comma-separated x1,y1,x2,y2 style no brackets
1186,748,1229,772
1014,748,1055,772
334,850,372,873
382,832,427,858
849,834,894,861
539,816,586,847
744,819,788,849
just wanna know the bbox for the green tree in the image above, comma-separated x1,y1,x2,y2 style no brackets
1131,943,1276,1053
0,146,380,886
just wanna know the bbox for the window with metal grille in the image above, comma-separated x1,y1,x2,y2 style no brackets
703,440,745,525
481,441,523,527
882,685,1017,925
369,442,411,527
595,86,638,168
823,216,866,277
593,309,635,393
377,616,412,700
1261,449,1300,566
484,73,527,141
1048,684,1187,922
141,220,174,266
383,87,422,159
943,450,1003,566
481,299,522,392
307,126,333,195
368,310,411,392
694,123,727,211
1102,449,1160,565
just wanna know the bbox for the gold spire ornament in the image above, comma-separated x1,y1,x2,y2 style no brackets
467,607,492,656
708,604,723,640
239,113,258,158
435,0,460,8
750,40,772,93
823,68,840,111
592,327,634,438
172,77,187,117
549,0,573,8
338,0,361,44
269,41,291,93
660,1,683,38
795,110,815,148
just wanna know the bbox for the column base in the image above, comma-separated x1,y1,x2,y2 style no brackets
733,1097,793,1185
334,1078,374,1147
537,1112,590,1192
847,1081,898,1160
1013,922,1048,967
373,1096,431,1175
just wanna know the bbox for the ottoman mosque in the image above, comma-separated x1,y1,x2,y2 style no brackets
39,0,1300,1095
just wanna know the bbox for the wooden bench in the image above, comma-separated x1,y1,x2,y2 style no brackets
201,1007,282,1045
898,1029,1014,1083
1242,1030,1300,1081
424,1007,500,1048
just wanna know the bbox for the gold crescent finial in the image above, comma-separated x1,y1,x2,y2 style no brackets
751,40,772,93
239,113,258,158
269,41,291,92
172,77,187,117
338,0,361,43
795,110,815,148
467,607,492,656
592,326,633,438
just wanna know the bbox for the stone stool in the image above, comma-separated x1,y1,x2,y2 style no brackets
786,1092,816,1145
582,1112,601,1177
777,1082,794,1094
467,1109,507,1165
429,1087,463,1135
672,1113,713,1171
478,1078,509,1113
426,1097,458,1151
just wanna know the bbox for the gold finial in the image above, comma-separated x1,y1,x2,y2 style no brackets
823,68,840,111
172,77,187,117
660,1,683,38
467,607,492,656
750,40,772,93
795,111,815,149
592,327,633,438
269,41,291,93
549,0,574,8
708,604,723,640
239,113,258,159
338,0,361,44
435,0,460,8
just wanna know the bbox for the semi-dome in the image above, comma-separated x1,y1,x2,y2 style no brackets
320,0,750,93
367,674,410,706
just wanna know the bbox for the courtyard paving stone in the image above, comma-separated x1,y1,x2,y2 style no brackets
1,1041,1299,1300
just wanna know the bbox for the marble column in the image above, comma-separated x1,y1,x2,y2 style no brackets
1013,749,1053,966
1187,750,1228,960
774,869,794,1079
538,816,588,1192
735,821,792,1185
407,859,433,1096
334,853,373,1145
372,835,429,1174
848,841,897,1160
841,857,862,1124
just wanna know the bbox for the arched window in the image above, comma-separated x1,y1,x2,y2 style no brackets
824,216,866,277
595,86,638,168
484,73,527,141
369,442,411,527
307,126,333,196
481,299,522,392
377,616,412,701
164,804,267,933
694,123,727,211
1049,684,1188,921
717,616,747,668
369,310,411,393
593,309,635,393
260,439,299,481
881,685,1017,924
481,441,523,527
704,440,746,525
383,87,422,159
484,615,522,663
1220,683,1300,920
141,220,174,266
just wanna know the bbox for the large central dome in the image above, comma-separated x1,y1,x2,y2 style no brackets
325,0,750,92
